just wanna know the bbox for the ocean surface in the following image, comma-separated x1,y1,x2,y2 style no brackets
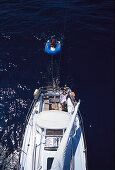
0,0,114,169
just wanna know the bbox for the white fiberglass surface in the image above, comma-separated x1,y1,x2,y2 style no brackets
67,98,74,114
73,127,86,170
34,110,71,129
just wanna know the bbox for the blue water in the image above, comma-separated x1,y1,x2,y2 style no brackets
0,0,114,169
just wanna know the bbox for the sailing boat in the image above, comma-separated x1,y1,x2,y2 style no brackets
20,85,87,170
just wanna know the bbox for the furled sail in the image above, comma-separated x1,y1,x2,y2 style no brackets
51,101,80,170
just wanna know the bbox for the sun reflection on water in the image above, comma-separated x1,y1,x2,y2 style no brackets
0,85,31,169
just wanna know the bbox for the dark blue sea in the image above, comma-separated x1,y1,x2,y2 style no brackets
0,0,114,169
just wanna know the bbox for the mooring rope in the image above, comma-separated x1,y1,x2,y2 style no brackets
51,55,54,85
56,0,69,84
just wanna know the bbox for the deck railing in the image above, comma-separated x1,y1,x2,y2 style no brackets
78,110,88,170
18,99,37,169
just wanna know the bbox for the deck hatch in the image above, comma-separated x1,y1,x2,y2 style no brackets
46,129,63,135
47,157,54,170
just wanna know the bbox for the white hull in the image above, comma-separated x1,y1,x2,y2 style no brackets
20,87,87,170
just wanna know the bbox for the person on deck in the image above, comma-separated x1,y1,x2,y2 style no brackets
60,91,68,111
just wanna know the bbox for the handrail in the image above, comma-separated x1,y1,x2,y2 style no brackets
18,99,37,169
37,86,78,106
78,110,88,170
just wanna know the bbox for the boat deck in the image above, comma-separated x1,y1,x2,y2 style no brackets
20,86,87,170
43,96,68,112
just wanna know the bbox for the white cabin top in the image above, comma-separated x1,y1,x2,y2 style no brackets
34,110,71,129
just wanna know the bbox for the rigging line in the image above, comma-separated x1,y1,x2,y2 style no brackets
57,0,69,82
51,55,54,85
58,50,62,80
